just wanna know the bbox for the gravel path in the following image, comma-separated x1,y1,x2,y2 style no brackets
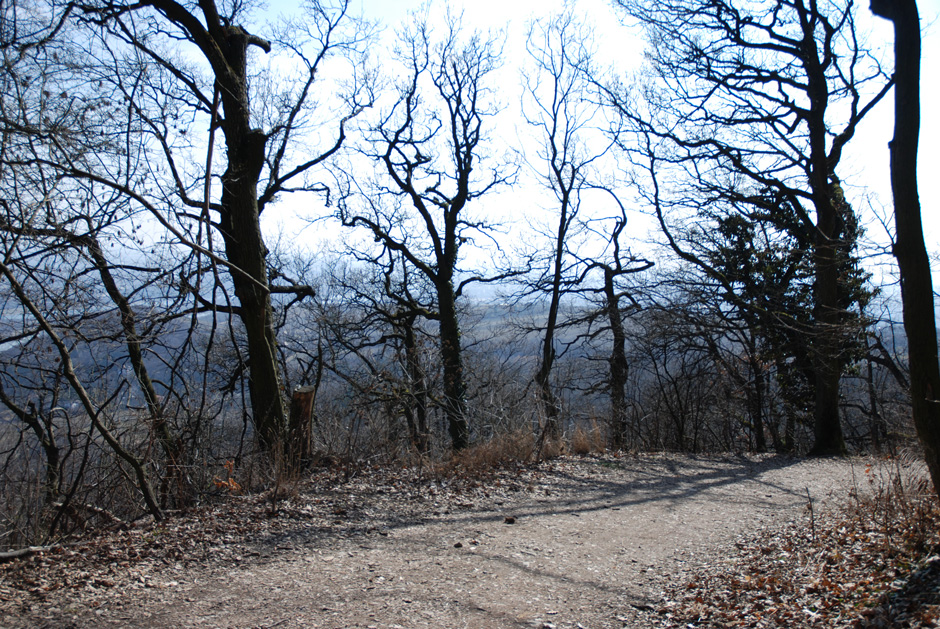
2,454,868,629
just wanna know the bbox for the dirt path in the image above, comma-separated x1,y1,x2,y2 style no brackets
1,454,868,629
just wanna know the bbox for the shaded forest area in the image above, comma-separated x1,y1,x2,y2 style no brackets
0,0,936,552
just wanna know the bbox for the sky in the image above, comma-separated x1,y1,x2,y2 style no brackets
263,0,940,293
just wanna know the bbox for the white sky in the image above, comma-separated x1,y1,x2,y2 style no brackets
262,0,940,290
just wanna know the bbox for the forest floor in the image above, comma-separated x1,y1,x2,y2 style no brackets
1,452,937,628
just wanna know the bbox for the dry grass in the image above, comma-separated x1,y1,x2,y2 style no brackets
444,427,536,476
570,418,606,455
423,420,612,479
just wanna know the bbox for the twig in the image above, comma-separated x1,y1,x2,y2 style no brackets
805,487,816,543
0,545,56,563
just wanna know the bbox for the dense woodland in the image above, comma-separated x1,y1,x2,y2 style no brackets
0,0,935,550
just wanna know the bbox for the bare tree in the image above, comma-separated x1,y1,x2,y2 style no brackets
47,0,375,456
0,0,175,535
331,251,435,455
519,10,608,440
0,0,372,543
339,12,513,450
624,304,732,452
562,189,653,449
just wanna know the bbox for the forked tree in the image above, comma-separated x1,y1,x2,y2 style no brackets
340,12,513,450
521,10,607,440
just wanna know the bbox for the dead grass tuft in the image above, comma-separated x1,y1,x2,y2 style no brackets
445,428,535,477
570,419,606,455
538,435,566,459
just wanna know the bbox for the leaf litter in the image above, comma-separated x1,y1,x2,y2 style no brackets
0,453,937,628
651,456,940,629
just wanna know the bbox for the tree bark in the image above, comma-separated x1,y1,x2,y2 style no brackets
402,314,430,454
809,209,848,455
803,7,848,456
749,334,768,453
534,184,571,441
871,0,940,495
438,280,469,451
605,268,630,450
210,23,286,454
288,386,316,465
535,294,562,441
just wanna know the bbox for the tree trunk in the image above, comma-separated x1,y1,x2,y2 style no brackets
403,315,430,454
803,16,847,456
214,25,287,454
86,237,189,506
19,401,61,508
751,350,767,453
535,311,561,441
810,222,847,455
288,386,316,465
437,281,469,450
867,357,886,453
605,269,629,450
535,189,571,441
871,0,940,496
